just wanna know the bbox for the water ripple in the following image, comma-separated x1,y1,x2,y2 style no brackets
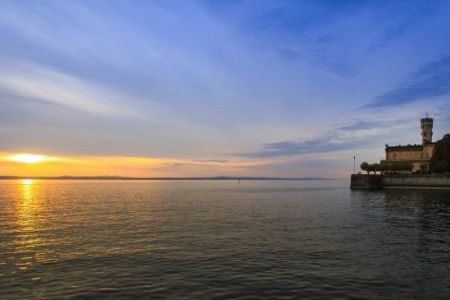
1,180,450,299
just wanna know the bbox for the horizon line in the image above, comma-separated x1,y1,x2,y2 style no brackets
0,175,333,181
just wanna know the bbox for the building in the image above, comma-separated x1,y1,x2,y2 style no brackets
383,117,435,173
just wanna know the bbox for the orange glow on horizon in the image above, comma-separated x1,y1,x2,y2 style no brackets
0,151,292,177
8,153,57,164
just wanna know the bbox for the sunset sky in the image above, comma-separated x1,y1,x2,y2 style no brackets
1,0,450,177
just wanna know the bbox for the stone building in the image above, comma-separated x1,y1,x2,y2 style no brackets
383,117,435,172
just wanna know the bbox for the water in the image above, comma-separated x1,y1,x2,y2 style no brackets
1,179,450,299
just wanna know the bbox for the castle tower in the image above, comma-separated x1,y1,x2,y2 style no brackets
421,116,433,144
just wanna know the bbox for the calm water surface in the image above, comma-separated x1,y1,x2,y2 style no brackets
1,179,450,299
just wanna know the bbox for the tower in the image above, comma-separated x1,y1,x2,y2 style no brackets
421,116,433,144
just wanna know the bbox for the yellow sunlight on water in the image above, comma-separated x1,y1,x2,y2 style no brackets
8,153,56,164
15,179,44,271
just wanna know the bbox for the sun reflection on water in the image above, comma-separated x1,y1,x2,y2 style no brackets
15,179,44,271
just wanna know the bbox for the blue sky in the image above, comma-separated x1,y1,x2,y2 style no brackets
1,0,450,177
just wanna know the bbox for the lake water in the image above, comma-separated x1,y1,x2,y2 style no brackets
1,179,450,299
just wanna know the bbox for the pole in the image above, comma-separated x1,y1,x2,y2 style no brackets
353,156,356,174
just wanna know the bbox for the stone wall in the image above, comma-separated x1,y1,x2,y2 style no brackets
386,148,422,161
423,144,434,159
383,174,450,187
350,174,450,189
350,174,383,189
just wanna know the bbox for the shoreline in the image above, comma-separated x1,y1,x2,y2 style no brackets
350,174,450,190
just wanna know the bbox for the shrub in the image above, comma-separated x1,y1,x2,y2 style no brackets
430,134,450,172
431,161,449,173
360,162,369,174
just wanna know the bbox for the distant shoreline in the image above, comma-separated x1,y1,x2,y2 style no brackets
0,176,330,181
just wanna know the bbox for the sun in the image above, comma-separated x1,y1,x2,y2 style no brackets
8,153,54,164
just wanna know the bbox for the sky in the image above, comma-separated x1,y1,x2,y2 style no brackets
1,0,450,178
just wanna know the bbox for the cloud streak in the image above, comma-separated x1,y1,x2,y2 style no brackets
240,136,360,158
240,116,419,158
0,63,138,116
367,56,450,108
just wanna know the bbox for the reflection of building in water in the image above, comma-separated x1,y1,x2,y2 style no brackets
382,117,435,172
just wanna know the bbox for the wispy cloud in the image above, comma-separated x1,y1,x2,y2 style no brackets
367,56,450,108
337,120,385,131
336,118,412,132
240,116,416,158
193,159,229,163
240,136,358,158
0,62,138,116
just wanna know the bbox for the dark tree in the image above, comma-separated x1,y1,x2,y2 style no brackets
360,162,369,174
373,163,381,174
430,134,450,173
432,161,449,173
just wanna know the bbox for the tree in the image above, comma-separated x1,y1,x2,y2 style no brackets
404,162,414,173
392,162,401,173
379,163,388,174
430,134,450,173
431,161,449,173
360,161,413,175
360,162,369,174
373,163,381,174
367,164,375,174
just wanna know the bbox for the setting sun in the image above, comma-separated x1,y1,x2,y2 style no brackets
8,153,55,164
